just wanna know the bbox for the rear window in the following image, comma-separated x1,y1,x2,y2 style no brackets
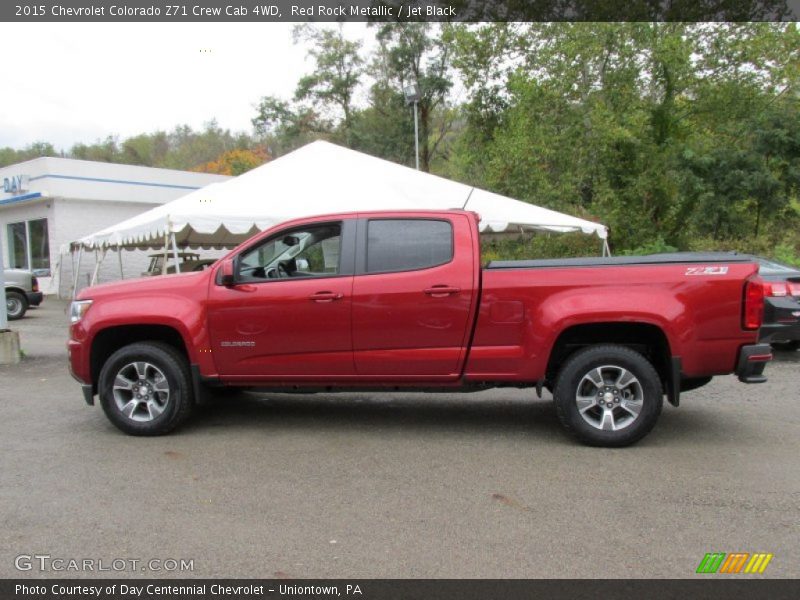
366,219,453,274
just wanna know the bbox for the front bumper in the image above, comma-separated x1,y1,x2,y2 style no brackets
735,344,771,384
67,338,94,405
26,291,43,306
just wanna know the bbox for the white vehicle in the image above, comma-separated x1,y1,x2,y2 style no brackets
4,268,43,320
141,252,216,276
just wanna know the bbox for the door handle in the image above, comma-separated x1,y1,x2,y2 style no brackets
424,285,461,297
231,284,257,293
310,291,344,303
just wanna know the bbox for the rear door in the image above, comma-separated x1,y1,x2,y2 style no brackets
351,214,476,377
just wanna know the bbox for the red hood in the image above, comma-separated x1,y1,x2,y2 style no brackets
76,271,208,301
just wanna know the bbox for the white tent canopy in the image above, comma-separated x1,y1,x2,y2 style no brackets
68,140,607,252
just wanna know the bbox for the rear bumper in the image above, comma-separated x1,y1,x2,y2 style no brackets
736,344,771,383
759,322,800,345
26,291,43,306
760,297,800,344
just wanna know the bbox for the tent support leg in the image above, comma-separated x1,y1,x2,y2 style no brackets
118,246,124,279
162,232,169,276
91,249,107,286
51,253,63,298
171,233,181,274
72,247,83,299
90,250,98,286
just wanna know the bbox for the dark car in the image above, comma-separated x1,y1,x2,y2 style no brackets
757,257,800,351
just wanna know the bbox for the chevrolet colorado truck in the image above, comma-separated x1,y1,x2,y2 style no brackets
68,210,770,446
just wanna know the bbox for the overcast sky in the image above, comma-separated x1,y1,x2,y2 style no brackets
0,23,374,151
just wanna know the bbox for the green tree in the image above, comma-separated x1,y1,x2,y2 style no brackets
371,23,454,171
251,95,332,157
292,24,364,143
71,135,120,163
0,142,60,167
448,22,800,253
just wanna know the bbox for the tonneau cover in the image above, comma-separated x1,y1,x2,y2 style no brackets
486,252,756,270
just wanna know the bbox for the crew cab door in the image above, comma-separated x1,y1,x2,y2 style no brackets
207,219,356,379
351,214,477,377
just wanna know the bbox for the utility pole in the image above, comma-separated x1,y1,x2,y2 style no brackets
0,227,7,330
403,83,421,170
413,99,420,171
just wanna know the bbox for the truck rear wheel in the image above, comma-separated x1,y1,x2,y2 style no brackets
553,345,663,447
98,342,193,436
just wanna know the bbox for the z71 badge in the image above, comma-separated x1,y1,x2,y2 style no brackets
685,266,729,276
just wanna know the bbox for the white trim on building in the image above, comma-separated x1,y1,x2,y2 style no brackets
0,157,230,295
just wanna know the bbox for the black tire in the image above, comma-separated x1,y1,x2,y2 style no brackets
553,345,663,447
98,342,193,435
771,340,800,352
5,291,28,321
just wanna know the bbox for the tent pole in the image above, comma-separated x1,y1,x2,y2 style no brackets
162,229,169,276
72,247,83,299
51,252,63,298
91,249,106,286
90,250,98,285
171,232,181,274
118,245,124,279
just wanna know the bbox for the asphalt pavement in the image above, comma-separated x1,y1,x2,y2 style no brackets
1,299,798,578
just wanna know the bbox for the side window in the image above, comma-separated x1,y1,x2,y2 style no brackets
366,219,453,274
238,223,342,281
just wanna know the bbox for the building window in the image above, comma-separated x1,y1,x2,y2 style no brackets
8,222,27,269
7,218,50,276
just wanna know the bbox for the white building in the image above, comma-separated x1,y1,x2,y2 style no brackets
0,158,230,296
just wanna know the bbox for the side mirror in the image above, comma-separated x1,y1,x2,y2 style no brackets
218,259,235,287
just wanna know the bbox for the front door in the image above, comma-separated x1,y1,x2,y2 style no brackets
207,219,355,379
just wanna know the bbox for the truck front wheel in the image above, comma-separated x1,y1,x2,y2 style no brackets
98,342,193,435
553,345,663,447
6,291,28,320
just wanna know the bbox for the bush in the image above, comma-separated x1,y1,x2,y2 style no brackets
480,232,602,264
619,237,678,256
686,236,800,266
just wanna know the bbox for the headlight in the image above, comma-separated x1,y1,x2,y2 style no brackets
69,300,93,324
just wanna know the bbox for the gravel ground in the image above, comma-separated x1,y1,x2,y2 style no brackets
0,299,798,578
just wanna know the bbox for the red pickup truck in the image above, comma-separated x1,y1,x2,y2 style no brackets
68,210,770,446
